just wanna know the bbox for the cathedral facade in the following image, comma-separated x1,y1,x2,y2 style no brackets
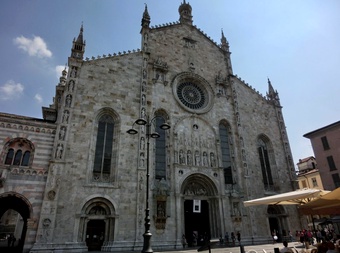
0,2,299,252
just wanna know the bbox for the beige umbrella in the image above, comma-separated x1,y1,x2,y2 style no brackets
243,188,330,207
298,187,340,215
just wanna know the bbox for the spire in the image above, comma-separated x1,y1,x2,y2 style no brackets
178,0,193,25
266,78,281,106
221,29,230,52
58,66,67,86
141,4,150,28
71,24,86,59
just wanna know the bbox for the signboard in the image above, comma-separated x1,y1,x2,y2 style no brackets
193,199,201,213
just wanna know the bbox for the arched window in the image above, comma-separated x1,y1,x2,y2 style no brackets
5,149,14,165
3,139,34,166
93,114,115,180
219,121,233,184
258,137,274,189
22,151,31,166
13,150,22,165
155,112,169,180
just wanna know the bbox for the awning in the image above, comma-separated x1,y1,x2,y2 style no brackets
298,187,340,215
243,188,330,207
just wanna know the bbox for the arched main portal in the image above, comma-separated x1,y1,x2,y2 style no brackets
0,192,32,253
78,197,116,251
181,173,219,247
268,205,289,242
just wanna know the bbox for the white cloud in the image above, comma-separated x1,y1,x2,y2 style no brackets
0,80,24,100
34,93,43,103
55,65,68,79
14,35,52,58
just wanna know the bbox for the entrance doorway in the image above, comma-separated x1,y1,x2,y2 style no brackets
269,217,279,241
184,200,210,247
86,220,105,251
0,193,31,253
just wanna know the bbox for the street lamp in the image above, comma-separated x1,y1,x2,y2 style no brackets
127,115,170,253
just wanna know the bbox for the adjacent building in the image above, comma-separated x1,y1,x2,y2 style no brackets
0,2,299,252
296,156,324,190
304,121,340,191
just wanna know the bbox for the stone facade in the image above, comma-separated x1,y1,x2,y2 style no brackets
0,2,300,252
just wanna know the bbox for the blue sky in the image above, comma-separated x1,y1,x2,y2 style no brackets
1,0,339,168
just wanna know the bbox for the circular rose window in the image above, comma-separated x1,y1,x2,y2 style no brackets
172,73,213,114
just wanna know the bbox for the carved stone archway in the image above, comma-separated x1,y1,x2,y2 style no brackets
180,173,220,243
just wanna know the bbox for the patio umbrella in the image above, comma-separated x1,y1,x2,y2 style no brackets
298,187,340,215
243,188,330,207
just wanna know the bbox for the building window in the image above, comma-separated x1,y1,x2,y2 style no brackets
93,114,114,181
327,156,337,171
155,114,168,180
301,180,307,188
321,136,330,150
332,173,340,188
3,139,33,167
258,138,274,189
311,177,318,187
219,122,233,184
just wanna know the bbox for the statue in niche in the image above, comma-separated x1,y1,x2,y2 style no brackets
62,110,69,123
65,94,72,107
68,80,74,92
140,137,145,150
140,153,145,167
242,149,246,161
141,94,146,105
233,202,241,216
55,143,63,159
202,152,208,166
155,178,169,196
187,150,192,165
195,151,200,166
59,126,66,140
142,81,146,92
179,150,185,164
210,153,216,167
70,67,77,78
143,57,148,67
143,69,147,79
141,108,146,118
157,202,165,217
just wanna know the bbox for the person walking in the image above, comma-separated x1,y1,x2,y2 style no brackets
224,232,229,246
231,232,236,246
237,231,241,245
181,234,187,248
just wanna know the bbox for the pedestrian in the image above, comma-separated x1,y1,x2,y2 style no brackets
231,232,236,246
192,232,197,247
7,234,12,248
279,241,294,253
11,235,16,247
237,231,241,245
273,230,278,244
225,231,229,246
181,234,187,248
289,230,293,242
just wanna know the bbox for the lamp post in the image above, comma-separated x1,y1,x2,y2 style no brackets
127,115,170,253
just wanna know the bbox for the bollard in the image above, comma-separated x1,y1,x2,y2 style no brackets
240,245,245,253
